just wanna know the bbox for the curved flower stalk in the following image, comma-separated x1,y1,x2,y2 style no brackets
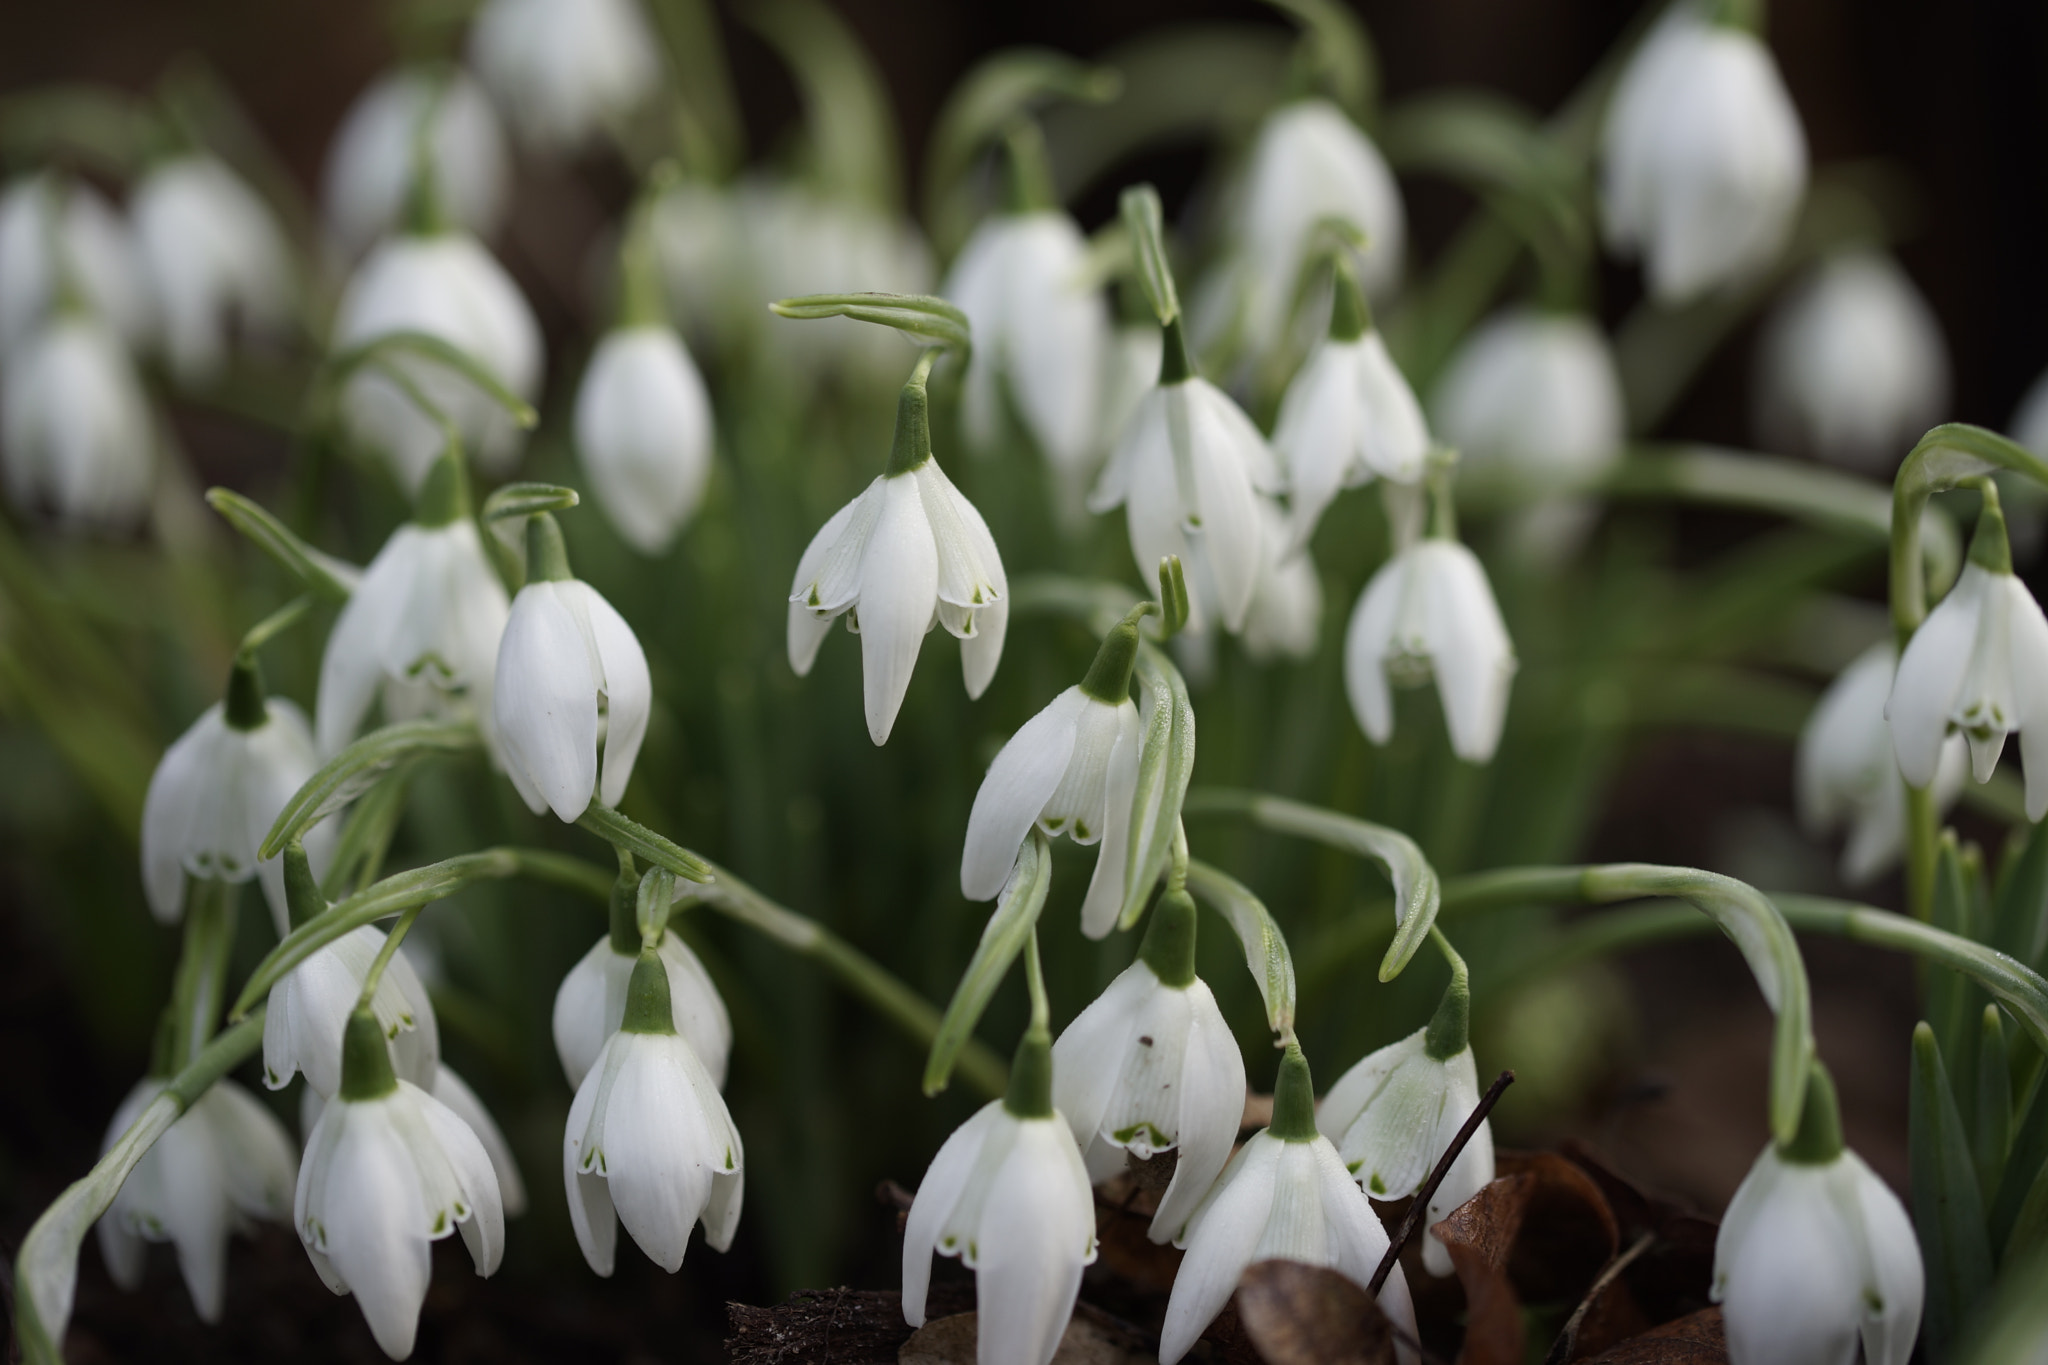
0,173,151,358
95,1076,297,1323
131,155,294,384
961,607,1148,936
553,928,731,1090
1272,261,1428,554
1430,309,1623,498
322,69,508,257
1241,499,1324,664
1,315,154,527
747,184,935,384
1160,1045,1416,1365
1754,250,1949,473
1317,934,1490,1277
1051,888,1245,1243
1889,486,2048,820
1599,4,1807,304
492,514,651,822
1797,642,1965,885
468,0,661,155
789,350,1007,744
297,1009,504,1360
563,948,743,1276
316,452,510,756
1713,1065,1921,1365
332,223,542,491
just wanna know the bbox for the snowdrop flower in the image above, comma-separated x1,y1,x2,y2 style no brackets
563,947,743,1275
1272,264,1428,553
297,1008,504,1360
1755,251,1948,472
1798,642,1966,885
1194,99,1404,366
0,174,150,358
574,326,713,555
1601,5,1807,304
1346,534,1516,763
131,156,294,384
323,69,508,257
96,1078,297,1323
468,0,660,155
1051,889,1246,1242
300,1062,529,1219
1889,489,2048,820
960,608,1146,936
1317,955,1491,1277
1242,498,1324,663
1089,321,1280,635
1713,1064,1921,1365
265,925,440,1099
903,1028,1097,1365
1431,310,1623,497
493,514,652,821
553,926,731,1090
332,227,542,492
141,669,334,933
1160,1045,1416,1365
788,354,1007,744
1,316,154,526
316,452,510,755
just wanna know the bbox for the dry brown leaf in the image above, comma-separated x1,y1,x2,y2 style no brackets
1234,1260,1397,1365
1578,1307,1727,1364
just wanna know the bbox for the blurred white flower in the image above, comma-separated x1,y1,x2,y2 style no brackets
264,924,441,1098
468,0,660,154
1798,642,1966,885
1097,323,1162,460
300,1062,529,1219
2,316,155,527
648,179,743,351
1345,537,1516,763
1431,310,1623,496
0,174,151,358
96,1078,297,1324
1601,6,1807,304
745,181,934,382
1754,250,1948,471
574,325,714,555
1241,499,1324,663
552,930,731,1090
132,156,294,384
332,231,542,492
323,69,509,257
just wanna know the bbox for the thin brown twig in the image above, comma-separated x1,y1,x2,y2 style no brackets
1367,1069,1516,1295
1542,1231,1655,1365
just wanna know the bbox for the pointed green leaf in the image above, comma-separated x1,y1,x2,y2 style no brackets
1119,184,1180,325
577,804,715,884
205,489,358,601
1992,822,2048,970
769,292,971,354
481,482,580,524
1119,645,1195,930
1979,1005,2013,1203
926,831,1052,1096
1912,1020,1994,1363
260,720,478,860
1183,859,1296,1040
1991,1069,2048,1254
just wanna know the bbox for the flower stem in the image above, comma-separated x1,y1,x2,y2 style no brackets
1023,928,1049,1035
354,906,422,1014
1422,926,1471,1061
165,877,239,1069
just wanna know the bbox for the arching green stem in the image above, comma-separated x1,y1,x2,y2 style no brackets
354,906,423,1013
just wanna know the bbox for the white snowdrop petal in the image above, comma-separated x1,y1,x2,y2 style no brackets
1889,566,1986,788
1160,1137,1283,1363
855,475,941,744
495,583,601,821
563,1039,621,1277
902,1102,1007,1326
1077,702,1143,939
1149,983,1248,1243
1050,961,1158,1152
575,326,713,554
431,1065,526,1219
1344,557,1406,743
974,1121,1096,1365
962,689,1085,900
306,1103,435,1360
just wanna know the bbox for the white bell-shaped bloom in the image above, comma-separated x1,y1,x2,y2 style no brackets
1242,499,1325,664
1889,510,2048,820
1754,251,1948,472
574,325,713,555
1272,296,1428,553
1195,100,1404,365
332,231,543,491
141,694,335,932
96,1077,297,1323
788,370,1007,745
1431,310,1623,496
322,70,508,258
552,930,731,1090
131,156,293,384
563,949,744,1276
1088,331,1279,635
0,175,151,358
468,0,660,154
1713,1143,1922,1365
265,924,441,1098
301,1062,528,1219
1798,642,1966,885
1600,7,1807,304
492,520,652,822
1317,1025,1495,1277
902,1054,1098,1365
296,1011,503,1361
2,316,154,527
946,211,1108,483
1345,537,1516,763
1160,1047,1416,1365
1050,891,1246,1243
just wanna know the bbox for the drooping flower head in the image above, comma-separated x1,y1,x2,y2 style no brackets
131,155,294,384
1430,309,1623,498
468,0,661,155
322,69,508,257
2,314,154,527
0,173,151,359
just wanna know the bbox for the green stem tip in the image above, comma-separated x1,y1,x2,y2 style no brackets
223,654,268,731
338,1007,398,1101
609,868,642,956
885,350,940,476
282,840,325,931
414,446,472,528
1079,603,1155,703
1158,315,1194,386
1004,1026,1054,1119
1424,929,1471,1060
1269,1043,1318,1141
1139,888,1198,989
1329,256,1369,343
1966,478,2013,575
622,947,675,1035
526,512,573,583
1777,1058,1844,1165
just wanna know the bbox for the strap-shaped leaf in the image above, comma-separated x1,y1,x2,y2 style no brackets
205,489,359,600
324,329,538,429
1910,1021,1994,1362
578,803,715,884
926,831,1052,1096
1119,184,1180,325
1184,858,1296,1040
260,720,479,860
1119,645,1196,930
769,292,971,353
1992,822,2048,969
1258,0,1377,120
481,482,579,523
